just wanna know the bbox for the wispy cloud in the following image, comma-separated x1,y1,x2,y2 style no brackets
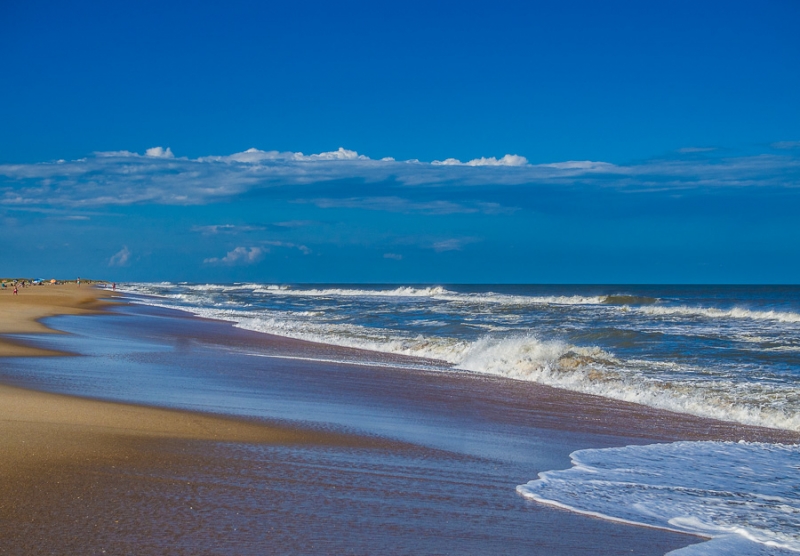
303,196,514,215
431,238,479,252
204,246,266,265
271,220,317,229
772,141,800,150
383,253,403,260
109,246,131,267
263,240,311,255
677,147,717,153
192,222,318,235
192,224,266,235
1,146,798,209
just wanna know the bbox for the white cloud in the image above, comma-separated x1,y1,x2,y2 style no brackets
96,150,138,158
192,224,266,235
384,253,403,260
263,240,311,255
1,146,798,209
537,160,618,171
433,154,529,166
109,246,131,267
204,246,265,265
201,147,368,164
431,238,478,252
432,158,464,166
306,196,495,215
213,148,282,163
300,147,367,161
145,146,174,158
677,147,717,153
467,154,529,166
202,242,309,264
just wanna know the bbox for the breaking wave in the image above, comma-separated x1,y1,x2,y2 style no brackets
452,337,800,432
602,294,659,305
248,285,610,306
518,441,800,555
114,282,800,432
636,305,800,323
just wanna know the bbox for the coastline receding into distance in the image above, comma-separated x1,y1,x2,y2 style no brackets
126,282,800,433
0,283,396,446
4,3,799,553
1,281,798,554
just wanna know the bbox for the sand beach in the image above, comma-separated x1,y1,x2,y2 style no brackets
1,284,797,554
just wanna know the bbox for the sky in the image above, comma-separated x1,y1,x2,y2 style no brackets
1,0,799,283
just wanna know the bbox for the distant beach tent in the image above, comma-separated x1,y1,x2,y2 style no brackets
50,279,57,284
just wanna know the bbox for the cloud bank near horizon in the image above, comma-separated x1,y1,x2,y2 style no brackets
1,145,798,208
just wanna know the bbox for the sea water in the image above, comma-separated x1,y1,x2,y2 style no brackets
517,441,800,555
116,283,800,554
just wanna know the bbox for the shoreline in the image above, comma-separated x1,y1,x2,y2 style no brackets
2,284,796,553
0,282,119,356
105,291,800,444
3,284,796,456
120,282,800,435
0,284,397,452
0,285,428,554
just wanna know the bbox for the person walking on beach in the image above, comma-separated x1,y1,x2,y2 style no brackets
77,277,81,287
13,285,18,295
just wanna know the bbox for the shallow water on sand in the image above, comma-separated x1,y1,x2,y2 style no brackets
0,303,709,554
96,285,800,553
120,283,800,432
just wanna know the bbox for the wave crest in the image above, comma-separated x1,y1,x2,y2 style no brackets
637,305,800,323
518,441,800,554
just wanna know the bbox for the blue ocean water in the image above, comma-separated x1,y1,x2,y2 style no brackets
119,283,800,432
116,282,800,555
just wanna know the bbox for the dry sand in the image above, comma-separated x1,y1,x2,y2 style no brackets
0,285,391,553
0,284,379,468
0,283,118,356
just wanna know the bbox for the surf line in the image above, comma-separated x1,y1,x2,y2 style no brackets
244,352,451,372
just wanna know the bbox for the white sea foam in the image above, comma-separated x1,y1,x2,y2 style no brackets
248,285,608,306
119,283,800,324
667,535,795,555
452,337,800,431
119,282,634,307
227,312,473,363
254,285,453,297
636,305,800,323
114,282,800,432
157,304,800,430
518,441,800,555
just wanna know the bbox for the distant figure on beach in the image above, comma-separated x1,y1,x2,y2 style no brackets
13,285,18,295
112,282,116,291
77,277,81,287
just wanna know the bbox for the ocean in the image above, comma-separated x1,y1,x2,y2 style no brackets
116,282,800,555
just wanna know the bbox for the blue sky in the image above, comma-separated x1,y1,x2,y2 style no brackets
1,1,799,283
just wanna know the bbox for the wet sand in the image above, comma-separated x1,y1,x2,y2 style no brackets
0,286,397,553
2,287,797,554
0,282,117,356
